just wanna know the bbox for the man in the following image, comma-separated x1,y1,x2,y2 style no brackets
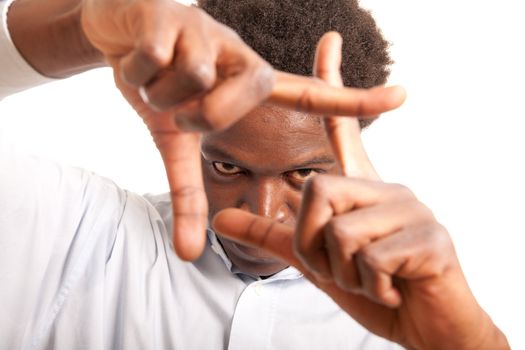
0,0,507,350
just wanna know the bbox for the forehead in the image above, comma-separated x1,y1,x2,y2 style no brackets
201,105,333,169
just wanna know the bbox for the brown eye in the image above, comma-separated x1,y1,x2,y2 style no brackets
287,168,320,183
212,161,243,175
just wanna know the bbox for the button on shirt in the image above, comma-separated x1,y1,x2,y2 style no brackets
0,5,401,349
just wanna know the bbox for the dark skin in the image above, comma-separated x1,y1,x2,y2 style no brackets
8,0,405,261
201,106,337,276
4,0,509,346
212,33,510,349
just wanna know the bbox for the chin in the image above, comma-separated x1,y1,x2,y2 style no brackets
220,239,288,277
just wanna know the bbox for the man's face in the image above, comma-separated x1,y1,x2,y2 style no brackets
201,105,337,277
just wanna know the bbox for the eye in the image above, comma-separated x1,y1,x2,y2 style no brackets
287,168,321,184
212,161,243,176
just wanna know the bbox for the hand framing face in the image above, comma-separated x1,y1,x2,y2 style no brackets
212,33,509,350
81,0,405,260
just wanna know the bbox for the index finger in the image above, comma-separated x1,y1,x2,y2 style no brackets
268,71,406,118
212,208,299,267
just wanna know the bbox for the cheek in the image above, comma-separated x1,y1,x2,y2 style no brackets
283,190,302,227
288,191,302,214
202,171,247,217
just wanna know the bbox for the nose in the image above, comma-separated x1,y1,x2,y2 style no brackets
240,178,290,223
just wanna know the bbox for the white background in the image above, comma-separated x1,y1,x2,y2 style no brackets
0,0,524,348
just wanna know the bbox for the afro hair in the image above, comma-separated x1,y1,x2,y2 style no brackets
197,0,392,127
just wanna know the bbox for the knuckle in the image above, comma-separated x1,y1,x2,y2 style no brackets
353,100,365,118
186,6,207,23
138,42,170,68
324,219,360,253
219,25,242,41
324,219,344,240
333,266,361,292
356,245,382,270
182,61,215,92
304,175,331,198
410,200,435,221
421,222,456,276
170,185,206,199
297,87,316,113
427,222,453,250
248,60,275,99
388,182,415,199
333,273,357,292
199,103,229,131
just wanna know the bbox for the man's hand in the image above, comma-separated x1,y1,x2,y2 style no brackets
80,1,406,261
80,0,277,260
8,0,406,260
212,33,509,349
212,178,509,350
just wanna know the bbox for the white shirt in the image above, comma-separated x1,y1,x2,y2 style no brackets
0,0,54,100
0,4,401,349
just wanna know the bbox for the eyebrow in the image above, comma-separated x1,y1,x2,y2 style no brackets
201,144,336,169
290,156,336,169
201,145,241,165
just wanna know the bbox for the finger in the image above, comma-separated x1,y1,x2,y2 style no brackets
294,176,410,278
173,44,274,131
119,11,179,87
355,222,453,307
143,28,217,111
269,71,406,118
212,208,301,267
355,257,400,308
314,32,379,179
153,131,208,261
324,228,361,292
323,199,433,292
314,32,344,87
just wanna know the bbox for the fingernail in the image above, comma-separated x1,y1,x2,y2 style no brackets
139,86,150,104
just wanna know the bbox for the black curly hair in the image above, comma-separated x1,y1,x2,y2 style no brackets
197,0,392,127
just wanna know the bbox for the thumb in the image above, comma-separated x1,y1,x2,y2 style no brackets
314,31,381,180
212,208,301,267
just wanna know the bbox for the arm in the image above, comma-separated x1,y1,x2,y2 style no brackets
211,33,509,350
3,0,406,261
212,178,509,350
6,0,104,78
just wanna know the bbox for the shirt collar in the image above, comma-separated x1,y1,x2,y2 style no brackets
206,228,303,283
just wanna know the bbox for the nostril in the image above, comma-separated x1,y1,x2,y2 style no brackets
238,202,251,213
273,204,291,224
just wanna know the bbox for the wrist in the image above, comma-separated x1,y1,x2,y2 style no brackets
472,312,509,350
7,0,106,79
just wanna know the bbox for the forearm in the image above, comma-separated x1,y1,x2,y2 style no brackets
7,0,105,79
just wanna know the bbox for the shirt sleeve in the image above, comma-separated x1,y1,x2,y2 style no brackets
0,143,126,347
0,0,55,100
